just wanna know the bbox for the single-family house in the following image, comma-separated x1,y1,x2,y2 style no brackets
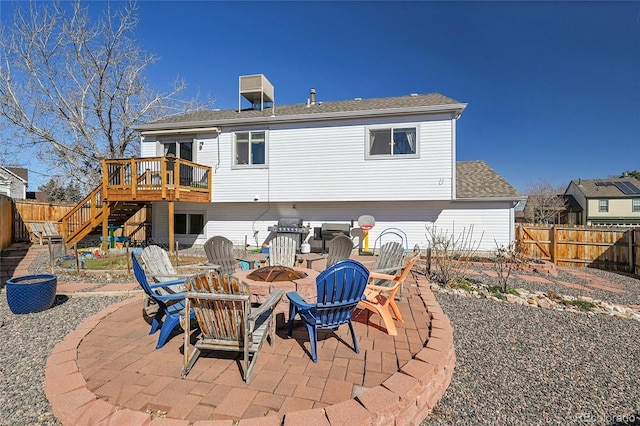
133,74,523,252
564,177,640,226
0,166,27,199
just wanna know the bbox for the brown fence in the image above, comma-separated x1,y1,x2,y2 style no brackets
635,230,640,275
0,195,13,250
8,199,150,247
516,224,636,273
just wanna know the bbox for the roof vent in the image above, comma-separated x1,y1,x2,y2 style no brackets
239,74,274,111
354,97,362,101
409,93,418,97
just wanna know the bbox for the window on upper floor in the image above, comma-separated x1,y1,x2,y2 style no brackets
161,140,193,162
234,131,266,167
174,213,204,235
367,127,418,159
598,199,609,213
633,199,640,212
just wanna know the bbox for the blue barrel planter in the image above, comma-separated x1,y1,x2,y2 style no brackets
5,274,57,314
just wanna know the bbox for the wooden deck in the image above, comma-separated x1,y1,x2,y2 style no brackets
60,157,212,247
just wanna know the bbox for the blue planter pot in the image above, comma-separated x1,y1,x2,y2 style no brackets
6,274,57,314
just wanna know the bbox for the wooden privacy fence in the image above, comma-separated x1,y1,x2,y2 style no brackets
516,224,636,273
0,195,13,250
8,199,150,247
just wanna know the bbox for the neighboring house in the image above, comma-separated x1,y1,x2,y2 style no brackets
0,166,27,199
134,74,523,251
564,177,640,227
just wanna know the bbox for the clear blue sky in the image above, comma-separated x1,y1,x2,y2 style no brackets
9,1,640,193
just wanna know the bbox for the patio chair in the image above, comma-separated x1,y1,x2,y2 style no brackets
286,259,369,362
141,245,188,293
305,235,354,270
268,235,300,267
373,241,405,275
203,236,255,274
182,271,284,383
357,252,420,336
131,251,194,349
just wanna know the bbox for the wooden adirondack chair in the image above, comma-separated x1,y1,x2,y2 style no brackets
268,235,299,267
305,235,354,270
357,252,420,336
131,251,194,349
141,245,188,292
203,236,249,275
286,259,369,362
182,271,284,383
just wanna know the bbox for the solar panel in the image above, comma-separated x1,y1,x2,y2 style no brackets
595,181,615,187
613,181,640,195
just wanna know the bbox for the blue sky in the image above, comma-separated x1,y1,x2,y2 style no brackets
6,1,640,193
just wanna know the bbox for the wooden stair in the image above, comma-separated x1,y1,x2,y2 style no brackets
59,157,212,248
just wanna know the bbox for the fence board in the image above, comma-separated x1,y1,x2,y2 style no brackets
0,195,13,250
516,224,633,272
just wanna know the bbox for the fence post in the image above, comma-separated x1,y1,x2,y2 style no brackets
551,225,557,265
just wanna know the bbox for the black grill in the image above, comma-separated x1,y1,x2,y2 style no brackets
317,223,351,252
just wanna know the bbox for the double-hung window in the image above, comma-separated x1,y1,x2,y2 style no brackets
633,199,640,212
367,126,418,158
174,213,204,235
234,131,266,167
598,199,609,213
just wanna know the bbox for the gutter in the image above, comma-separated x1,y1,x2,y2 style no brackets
133,103,468,132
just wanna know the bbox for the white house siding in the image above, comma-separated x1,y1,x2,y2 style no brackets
150,200,513,252
142,112,455,204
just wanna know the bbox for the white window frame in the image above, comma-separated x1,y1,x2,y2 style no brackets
598,199,609,213
158,137,195,162
174,212,205,236
232,130,268,169
633,198,640,212
365,125,419,160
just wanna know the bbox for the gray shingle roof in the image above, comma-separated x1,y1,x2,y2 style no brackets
569,177,640,198
138,92,464,129
456,161,520,198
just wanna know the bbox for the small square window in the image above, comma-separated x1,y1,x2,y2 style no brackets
174,213,204,235
235,131,266,166
633,199,640,212
598,199,609,213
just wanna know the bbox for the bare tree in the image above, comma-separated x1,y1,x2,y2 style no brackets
0,1,212,190
522,180,566,224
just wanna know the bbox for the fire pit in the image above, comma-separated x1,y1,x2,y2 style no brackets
247,266,308,282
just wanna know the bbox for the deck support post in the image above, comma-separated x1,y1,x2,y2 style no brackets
168,201,175,254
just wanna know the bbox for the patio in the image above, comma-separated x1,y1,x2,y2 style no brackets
44,262,455,425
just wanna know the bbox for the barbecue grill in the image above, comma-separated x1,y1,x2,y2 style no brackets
267,218,311,249
315,223,351,253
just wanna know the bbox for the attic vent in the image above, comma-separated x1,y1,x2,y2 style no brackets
239,74,274,111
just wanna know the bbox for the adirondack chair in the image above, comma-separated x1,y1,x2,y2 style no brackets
372,240,407,299
286,259,369,362
131,251,194,349
357,252,420,336
305,235,354,270
182,271,284,383
268,235,299,267
141,245,188,293
202,236,256,274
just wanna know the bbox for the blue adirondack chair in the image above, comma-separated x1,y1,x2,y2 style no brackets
131,251,194,349
286,259,370,362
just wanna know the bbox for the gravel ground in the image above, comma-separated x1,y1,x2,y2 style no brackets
0,294,126,426
421,269,640,426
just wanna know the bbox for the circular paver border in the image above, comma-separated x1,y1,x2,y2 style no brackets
45,277,455,425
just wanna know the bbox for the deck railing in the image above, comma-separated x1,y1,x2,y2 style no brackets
103,156,211,201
